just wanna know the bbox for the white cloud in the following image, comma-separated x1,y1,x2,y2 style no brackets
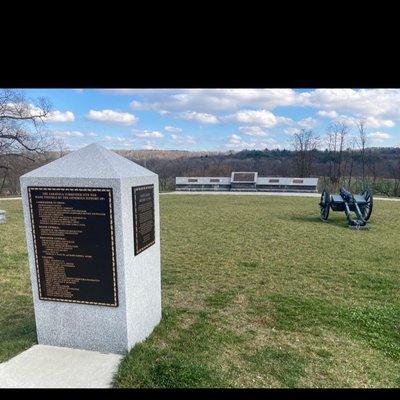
52,130,83,138
364,117,394,128
297,117,317,129
86,109,138,125
226,133,281,150
122,89,299,113
170,134,196,145
26,104,75,123
238,126,268,137
51,130,96,138
227,109,291,127
101,135,135,148
164,125,182,133
130,100,142,109
302,89,400,120
68,142,90,150
284,127,301,135
108,88,400,125
227,134,248,148
317,110,339,118
132,129,164,138
104,89,163,96
333,114,395,129
185,135,196,144
368,131,391,141
316,108,395,129
45,110,75,123
103,135,133,142
140,141,156,150
179,111,219,124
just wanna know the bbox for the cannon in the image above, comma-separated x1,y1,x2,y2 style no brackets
319,187,373,228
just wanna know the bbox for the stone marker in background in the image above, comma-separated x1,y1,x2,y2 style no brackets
20,143,161,354
0,209,5,224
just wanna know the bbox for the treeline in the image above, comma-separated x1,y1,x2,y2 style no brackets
0,151,61,195
1,146,400,197
124,146,400,196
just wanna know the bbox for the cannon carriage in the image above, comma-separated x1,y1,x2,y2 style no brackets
319,187,373,228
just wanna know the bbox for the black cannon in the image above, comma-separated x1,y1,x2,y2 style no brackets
319,187,373,228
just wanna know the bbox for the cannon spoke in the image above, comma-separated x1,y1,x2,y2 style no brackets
319,188,330,221
361,189,373,221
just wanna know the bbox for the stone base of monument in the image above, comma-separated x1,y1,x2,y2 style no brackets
0,345,122,388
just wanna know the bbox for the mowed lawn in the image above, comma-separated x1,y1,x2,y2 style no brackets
0,195,399,388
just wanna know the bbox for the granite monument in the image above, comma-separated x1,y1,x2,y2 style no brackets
20,143,161,354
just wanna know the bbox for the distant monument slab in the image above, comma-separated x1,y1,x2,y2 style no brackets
230,171,258,191
20,143,161,354
231,172,257,182
0,209,5,224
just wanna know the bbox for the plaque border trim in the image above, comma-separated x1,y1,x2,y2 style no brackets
132,184,155,256
27,186,119,307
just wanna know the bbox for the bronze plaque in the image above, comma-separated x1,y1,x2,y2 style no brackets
232,172,256,182
28,187,118,307
132,185,155,255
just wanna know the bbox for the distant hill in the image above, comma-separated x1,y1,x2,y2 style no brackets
2,146,400,196
116,149,226,161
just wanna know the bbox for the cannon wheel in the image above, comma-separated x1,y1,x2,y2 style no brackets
319,188,330,221
361,188,373,221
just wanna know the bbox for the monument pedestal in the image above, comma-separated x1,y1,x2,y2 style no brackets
20,144,161,354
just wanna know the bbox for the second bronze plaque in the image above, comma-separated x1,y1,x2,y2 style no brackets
132,185,155,255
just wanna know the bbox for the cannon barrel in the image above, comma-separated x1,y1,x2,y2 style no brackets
339,187,353,202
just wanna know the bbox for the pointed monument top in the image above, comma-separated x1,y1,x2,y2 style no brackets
21,143,156,179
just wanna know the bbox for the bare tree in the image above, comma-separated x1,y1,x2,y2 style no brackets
0,89,55,193
389,159,400,197
356,119,368,188
347,136,358,188
291,129,320,177
54,137,69,157
366,148,378,184
325,122,349,188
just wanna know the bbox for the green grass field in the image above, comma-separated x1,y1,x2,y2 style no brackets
1,195,399,388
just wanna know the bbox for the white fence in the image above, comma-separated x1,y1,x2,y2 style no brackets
176,175,318,192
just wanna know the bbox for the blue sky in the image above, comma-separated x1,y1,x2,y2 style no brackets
22,89,400,151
